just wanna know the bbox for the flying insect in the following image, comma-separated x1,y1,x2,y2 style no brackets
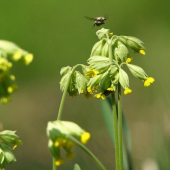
85,16,107,28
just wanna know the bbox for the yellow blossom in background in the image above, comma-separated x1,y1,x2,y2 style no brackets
86,69,99,78
87,87,92,94
139,49,145,55
124,88,132,95
144,77,155,87
24,53,34,65
66,152,75,159
13,51,23,61
55,158,65,166
81,132,91,144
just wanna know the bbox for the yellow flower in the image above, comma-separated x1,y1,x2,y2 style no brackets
144,77,155,87
87,86,92,94
24,53,34,65
107,87,114,91
64,141,74,150
139,49,145,55
94,93,101,99
81,132,91,144
81,90,84,94
55,158,65,166
13,50,23,61
124,88,132,95
54,137,67,148
10,75,16,81
101,94,106,100
126,56,133,63
110,32,114,36
86,69,99,78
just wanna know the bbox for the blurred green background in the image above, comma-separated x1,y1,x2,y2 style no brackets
0,0,170,170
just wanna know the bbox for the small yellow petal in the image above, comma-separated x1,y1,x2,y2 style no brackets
94,93,101,99
81,132,91,144
64,141,74,150
144,80,150,87
124,88,132,95
13,51,22,61
101,94,106,100
147,77,155,83
107,87,114,91
139,49,145,55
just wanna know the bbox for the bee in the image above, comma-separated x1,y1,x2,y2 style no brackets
85,16,107,28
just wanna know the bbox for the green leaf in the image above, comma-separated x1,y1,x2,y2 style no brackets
99,97,133,170
60,73,70,91
119,69,129,89
87,74,102,88
74,164,81,170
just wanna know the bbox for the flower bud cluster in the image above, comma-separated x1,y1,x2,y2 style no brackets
47,121,90,166
0,130,22,168
0,40,33,104
59,28,154,99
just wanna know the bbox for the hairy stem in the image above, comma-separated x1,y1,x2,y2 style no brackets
118,83,123,170
112,92,119,170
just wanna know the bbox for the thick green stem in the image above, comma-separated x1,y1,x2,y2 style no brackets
118,83,123,170
57,72,72,120
112,92,119,170
70,136,107,170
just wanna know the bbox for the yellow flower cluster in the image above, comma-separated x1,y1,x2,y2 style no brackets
94,93,106,100
53,132,90,167
144,77,155,87
124,88,132,95
139,49,145,55
126,56,133,63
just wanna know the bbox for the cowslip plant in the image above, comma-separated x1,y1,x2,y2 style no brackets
47,28,154,170
0,40,33,104
0,40,33,169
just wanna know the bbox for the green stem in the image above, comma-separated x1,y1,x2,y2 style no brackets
53,158,56,170
112,92,119,170
57,72,72,120
118,83,123,170
70,136,107,170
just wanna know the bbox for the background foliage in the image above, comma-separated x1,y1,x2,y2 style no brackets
0,0,170,169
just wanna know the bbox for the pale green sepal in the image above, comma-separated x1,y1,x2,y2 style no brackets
96,28,110,40
74,164,81,170
114,41,129,61
75,71,88,93
60,73,70,91
82,65,91,76
60,66,72,76
101,42,109,57
91,40,104,56
119,69,129,89
0,130,19,144
126,64,147,80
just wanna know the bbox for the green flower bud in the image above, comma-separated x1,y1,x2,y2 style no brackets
119,69,129,89
91,40,104,56
114,41,129,61
96,28,110,40
122,36,145,53
126,64,147,80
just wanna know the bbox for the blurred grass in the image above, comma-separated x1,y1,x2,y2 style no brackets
0,0,170,169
